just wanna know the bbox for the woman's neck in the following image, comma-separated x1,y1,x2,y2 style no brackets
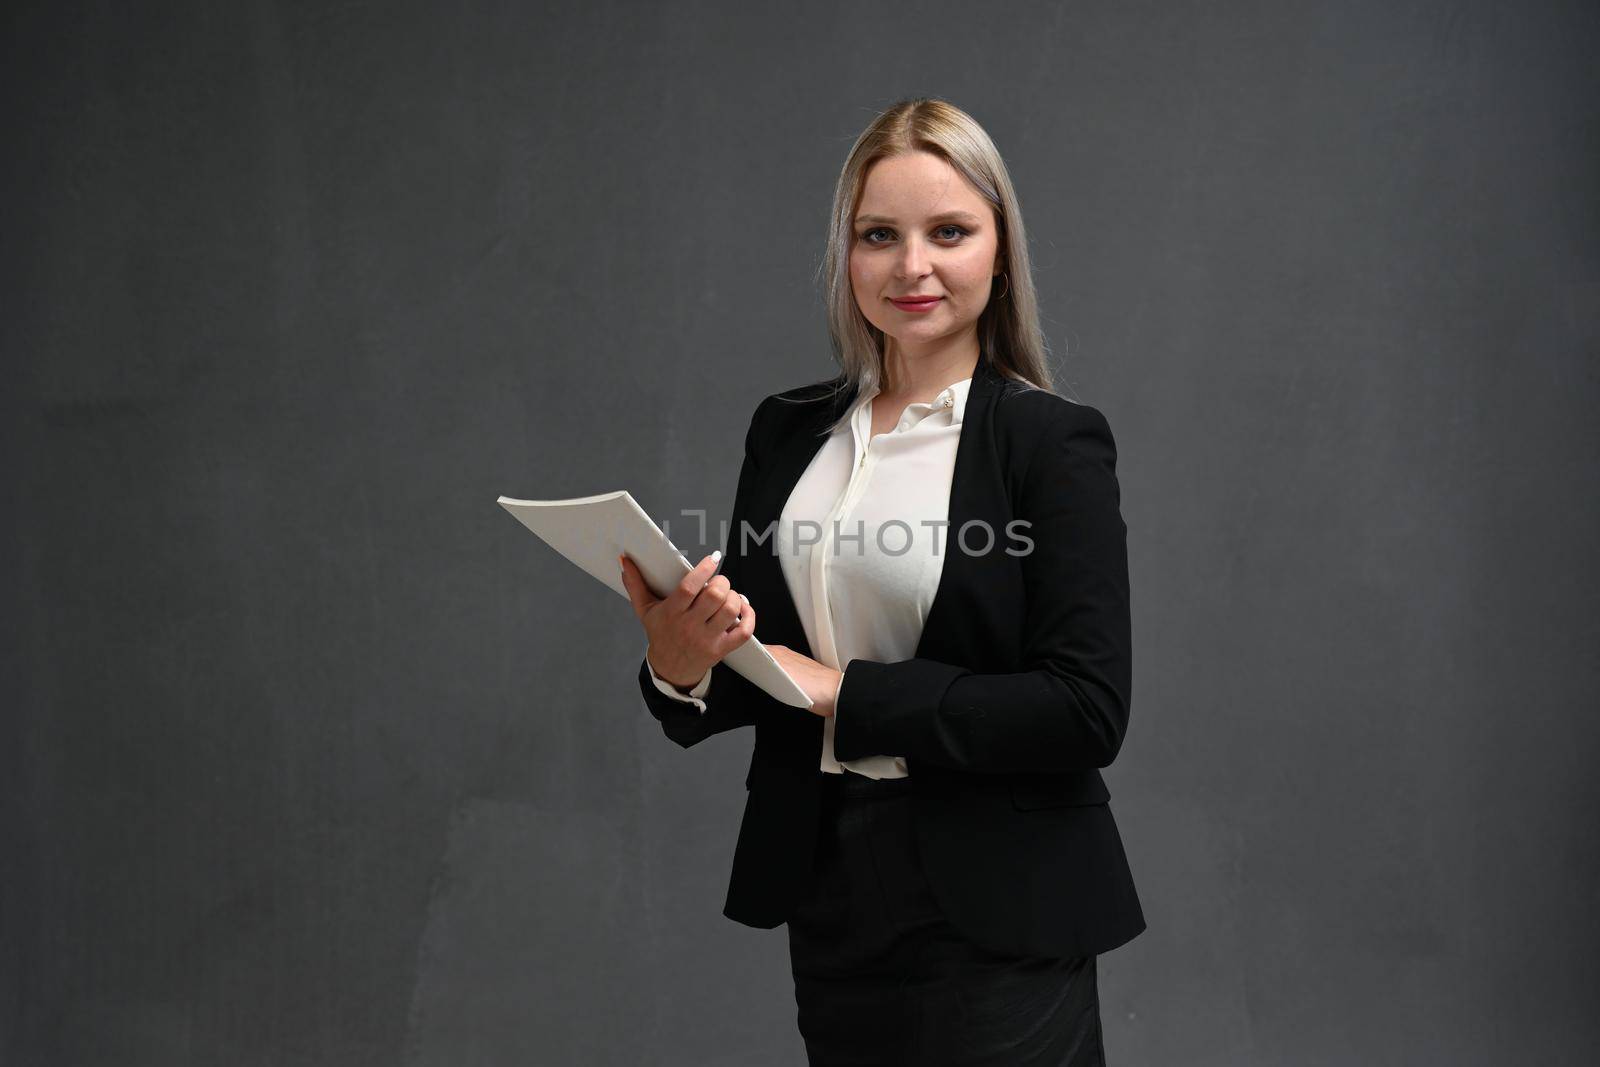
880,340,980,403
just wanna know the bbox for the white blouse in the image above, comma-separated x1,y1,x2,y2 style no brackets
647,375,974,780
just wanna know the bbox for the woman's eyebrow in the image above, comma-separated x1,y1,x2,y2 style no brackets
853,210,984,225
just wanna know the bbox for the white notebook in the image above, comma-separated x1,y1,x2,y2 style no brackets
497,490,813,709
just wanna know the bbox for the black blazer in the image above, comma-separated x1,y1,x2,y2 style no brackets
636,356,1145,959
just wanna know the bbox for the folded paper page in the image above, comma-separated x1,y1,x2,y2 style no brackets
496,490,813,709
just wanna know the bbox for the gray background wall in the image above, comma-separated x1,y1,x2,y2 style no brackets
4,1,1596,1064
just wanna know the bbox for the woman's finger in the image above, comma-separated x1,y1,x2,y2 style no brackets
669,551,722,614
722,592,750,633
705,584,743,632
717,599,756,655
618,554,658,621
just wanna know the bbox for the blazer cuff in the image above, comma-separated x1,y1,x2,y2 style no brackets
831,657,968,763
646,656,714,713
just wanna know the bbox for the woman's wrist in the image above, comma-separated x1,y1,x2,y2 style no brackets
647,647,705,691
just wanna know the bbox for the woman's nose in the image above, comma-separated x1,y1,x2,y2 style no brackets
897,238,930,277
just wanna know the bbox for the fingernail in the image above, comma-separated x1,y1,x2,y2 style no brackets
710,549,722,564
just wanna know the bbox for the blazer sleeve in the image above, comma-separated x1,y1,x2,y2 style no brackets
637,397,772,749
831,401,1133,774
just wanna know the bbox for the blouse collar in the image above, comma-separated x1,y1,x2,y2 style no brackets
852,374,975,437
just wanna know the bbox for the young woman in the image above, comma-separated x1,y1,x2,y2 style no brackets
619,97,1144,1066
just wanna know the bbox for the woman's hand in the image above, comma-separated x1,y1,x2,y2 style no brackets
620,550,756,690
764,644,844,719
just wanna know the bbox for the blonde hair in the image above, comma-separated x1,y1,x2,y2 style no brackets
786,97,1062,434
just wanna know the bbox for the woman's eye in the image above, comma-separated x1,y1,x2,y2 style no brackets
859,225,969,245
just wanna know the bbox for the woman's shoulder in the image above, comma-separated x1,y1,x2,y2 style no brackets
728,374,851,465
749,373,853,430
992,376,1115,445
764,373,851,408
989,384,1121,497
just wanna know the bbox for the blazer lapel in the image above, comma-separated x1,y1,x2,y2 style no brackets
736,382,854,662
915,357,1001,662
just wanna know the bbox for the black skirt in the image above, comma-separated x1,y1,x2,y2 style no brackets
786,770,1106,1067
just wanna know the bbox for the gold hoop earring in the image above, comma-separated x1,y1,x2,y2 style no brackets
996,272,1010,300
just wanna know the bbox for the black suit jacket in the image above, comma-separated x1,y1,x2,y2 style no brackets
636,356,1146,959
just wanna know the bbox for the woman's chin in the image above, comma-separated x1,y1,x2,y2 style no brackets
882,323,967,348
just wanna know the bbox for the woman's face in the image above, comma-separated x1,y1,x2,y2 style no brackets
849,150,1003,364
